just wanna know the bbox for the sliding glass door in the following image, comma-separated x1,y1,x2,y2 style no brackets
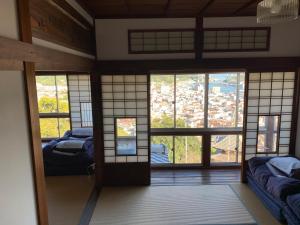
150,72,245,167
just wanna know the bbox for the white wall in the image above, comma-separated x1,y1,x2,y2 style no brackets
0,1,38,225
96,18,196,60
96,17,300,60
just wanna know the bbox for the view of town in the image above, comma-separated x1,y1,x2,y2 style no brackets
151,73,245,164
151,73,244,128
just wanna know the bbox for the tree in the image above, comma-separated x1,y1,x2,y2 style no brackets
151,114,202,163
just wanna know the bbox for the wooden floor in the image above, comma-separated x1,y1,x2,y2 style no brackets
151,169,241,186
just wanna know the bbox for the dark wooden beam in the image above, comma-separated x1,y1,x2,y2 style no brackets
51,0,92,29
0,59,23,70
234,0,259,15
195,16,203,61
74,0,95,18
91,70,104,188
164,0,172,15
96,58,300,74
16,1,49,225
198,0,215,15
0,36,94,71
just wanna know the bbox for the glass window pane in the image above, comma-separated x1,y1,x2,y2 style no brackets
211,135,242,164
176,74,205,128
151,136,173,164
238,73,245,127
56,75,69,113
116,118,137,155
36,76,58,113
208,73,245,128
39,118,59,138
58,118,70,137
175,136,202,164
151,75,175,128
257,115,279,153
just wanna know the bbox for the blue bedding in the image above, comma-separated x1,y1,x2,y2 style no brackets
287,194,300,219
43,130,94,176
247,157,300,224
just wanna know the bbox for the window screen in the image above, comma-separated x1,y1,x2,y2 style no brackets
203,27,270,52
129,29,195,54
244,72,295,160
101,75,149,163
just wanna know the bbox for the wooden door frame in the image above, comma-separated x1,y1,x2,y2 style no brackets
17,0,49,224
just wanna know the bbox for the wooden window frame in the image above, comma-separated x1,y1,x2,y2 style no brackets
150,72,245,167
128,29,196,54
80,101,93,128
114,117,138,156
203,27,271,52
36,74,72,141
256,114,281,154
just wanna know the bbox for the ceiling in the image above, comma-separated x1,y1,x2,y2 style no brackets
77,0,261,19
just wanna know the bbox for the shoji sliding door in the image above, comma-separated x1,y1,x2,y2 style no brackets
100,75,150,185
244,72,297,162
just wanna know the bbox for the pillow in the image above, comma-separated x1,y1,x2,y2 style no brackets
269,157,300,177
55,140,85,150
71,128,93,137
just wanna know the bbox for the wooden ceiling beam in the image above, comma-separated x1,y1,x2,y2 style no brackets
198,0,216,15
52,0,92,29
74,0,95,18
233,0,260,15
164,0,172,15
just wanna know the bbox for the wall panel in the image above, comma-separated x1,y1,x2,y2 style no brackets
68,75,92,128
244,72,296,160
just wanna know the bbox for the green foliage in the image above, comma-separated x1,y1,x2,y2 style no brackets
40,118,70,138
38,96,69,113
151,114,202,163
117,127,130,136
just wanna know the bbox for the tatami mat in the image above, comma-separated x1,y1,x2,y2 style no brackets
46,175,94,225
90,185,257,225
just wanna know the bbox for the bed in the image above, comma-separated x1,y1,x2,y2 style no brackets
247,156,300,225
42,128,94,176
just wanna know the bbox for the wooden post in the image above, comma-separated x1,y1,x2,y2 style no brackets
195,16,204,61
16,0,49,224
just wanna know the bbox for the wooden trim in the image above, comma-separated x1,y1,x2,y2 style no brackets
97,58,300,74
91,71,104,188
114,117,138,156
241,71,249,183
198,0,215,15
289,69,300,155
195,16,203,61
0,59,23,70
151,165,241,170
234,0,260,15
17,1,49,225
255,114,281,154
74,0,95,18
0,36,94,72
39,113,70,118
51,0,92,29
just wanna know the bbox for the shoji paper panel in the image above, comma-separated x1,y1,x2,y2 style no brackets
68,75,92,128
244,72,295,160
101,75,149,163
